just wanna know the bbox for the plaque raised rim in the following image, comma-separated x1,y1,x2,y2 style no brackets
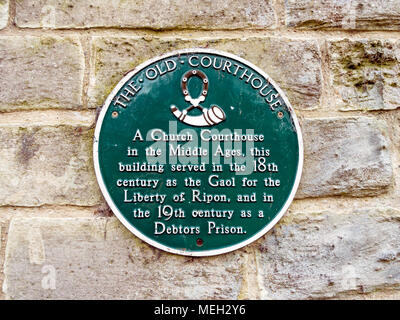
93,48,304,257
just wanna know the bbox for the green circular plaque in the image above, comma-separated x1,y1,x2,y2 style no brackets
94,49,303,256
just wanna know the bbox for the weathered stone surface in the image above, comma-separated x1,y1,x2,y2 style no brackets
0,36,84,111
0,219,5,301
0,0,8,29
3,217,245,299
257,208,400,299
286,0,400,30
297,117,393,198
15,0,276,30
0,125,101,206
89,37,322,110
329,39,400,111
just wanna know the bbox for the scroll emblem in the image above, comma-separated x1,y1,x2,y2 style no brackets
171,70,226,127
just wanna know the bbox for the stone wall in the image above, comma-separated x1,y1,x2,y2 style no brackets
0,0,399,300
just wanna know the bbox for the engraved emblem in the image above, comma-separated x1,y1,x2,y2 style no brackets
171,69,226,127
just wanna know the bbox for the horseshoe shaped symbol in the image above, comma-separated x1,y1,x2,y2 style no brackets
171,70,226,127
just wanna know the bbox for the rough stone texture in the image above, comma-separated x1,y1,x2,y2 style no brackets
285,0,400,30
0,0,398,302
297,117,393,198
89,36,322,110
0,36,84,111
0,0,8,29
329,39,400,111
0,125,101,206
0,219,5,301
257,208,400,299
15,0,276,30
3,217,245,300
